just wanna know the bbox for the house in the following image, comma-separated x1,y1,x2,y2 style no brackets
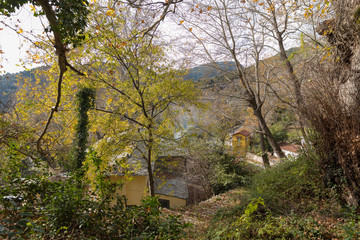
153,156,188,208
109,153,188,208
109,157,149,206
232,127,251,157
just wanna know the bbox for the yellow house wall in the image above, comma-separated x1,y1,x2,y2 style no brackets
155,194,186,208
110,175,149,206
232,133,250,157
110,176,186,208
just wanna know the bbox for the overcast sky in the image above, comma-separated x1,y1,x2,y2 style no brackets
0,5,43,74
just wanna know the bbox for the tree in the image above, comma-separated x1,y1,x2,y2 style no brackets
0,0,184,168
178,0,286,159
72,86,95,172
242,0,306,137
301,0,360,207
245,0,333,138
0,0,90,162
68,3,200,196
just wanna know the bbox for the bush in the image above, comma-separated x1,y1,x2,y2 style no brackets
338,207,360,240
246,151,327,214
0,155,188,239
207,198,292,239
270,123,288,143
285,214,336,239
210,153,259,195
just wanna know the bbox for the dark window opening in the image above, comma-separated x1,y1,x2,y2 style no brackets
158,199,170,208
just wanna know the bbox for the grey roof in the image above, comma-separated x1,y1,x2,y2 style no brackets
154,156,186,177
154,177,188,199
109,145,189,200
110,150,149,176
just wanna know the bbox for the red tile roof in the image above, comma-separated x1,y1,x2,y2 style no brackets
233,129,251,136
279,143,301,153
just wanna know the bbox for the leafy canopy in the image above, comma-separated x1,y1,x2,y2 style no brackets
0,0,90,47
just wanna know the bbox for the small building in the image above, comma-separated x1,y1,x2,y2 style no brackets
110,160,149,206
232,127,251,157
154,177,188,208
110,154,188,208
154,156,188,208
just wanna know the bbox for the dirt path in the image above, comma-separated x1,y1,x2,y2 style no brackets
162,188,245,239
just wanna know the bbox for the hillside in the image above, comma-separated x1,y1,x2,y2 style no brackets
0,71,24,111
184,61,237,82
0,47,300,109
0,62,237,112
163,188,245,239
162,153,360,239
0,67,48,112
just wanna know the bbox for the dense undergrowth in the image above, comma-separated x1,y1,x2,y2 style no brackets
0,150,187,240
210,153,260,195
202,150,360,240
2,145,360,239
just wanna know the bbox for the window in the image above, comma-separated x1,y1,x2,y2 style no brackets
158,199,170,208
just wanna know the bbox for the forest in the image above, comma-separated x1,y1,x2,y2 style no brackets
1,0,360,239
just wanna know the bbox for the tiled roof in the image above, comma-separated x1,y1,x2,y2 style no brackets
154,157,188,199
110,151,149,176
233,128,251,136
154,156,186,177
155,177,188,199
279,143,301,153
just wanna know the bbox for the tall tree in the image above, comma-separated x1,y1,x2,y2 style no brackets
178,0,286,159
0,0,89,162
246,0,332,138
72,3,199,196
72,86,95,172
244,0,306,136
302,0,360,207
0,0,182,166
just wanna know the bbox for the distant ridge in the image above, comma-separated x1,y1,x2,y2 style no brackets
184,61,237,82
0,48,300,111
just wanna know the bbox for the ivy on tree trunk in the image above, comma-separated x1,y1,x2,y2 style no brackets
72,86,95,172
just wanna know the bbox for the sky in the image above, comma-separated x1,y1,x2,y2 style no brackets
1,27,26,74
0,4,185,74
0,2,300,75
0,5,44,74
0,5,194,75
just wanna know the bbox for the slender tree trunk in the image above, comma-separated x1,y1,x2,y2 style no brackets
147,127,155,197
274,28,307,138
251,102,286,159
258,122,270,168
233,44,285,159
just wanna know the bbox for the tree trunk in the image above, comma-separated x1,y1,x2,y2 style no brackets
252,103,286,159
147,127,155,197
259,122,270,168
232,40,286,159
274,28,306,138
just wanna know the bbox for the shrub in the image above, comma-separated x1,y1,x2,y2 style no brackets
246,151,327,214
285,215,336,239
208,198,292,239
339,207,360,240
0,155,188,239
210,153,259,195
270,123,288,143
